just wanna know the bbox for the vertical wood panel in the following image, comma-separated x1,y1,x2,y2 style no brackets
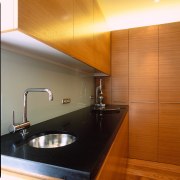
159,103,180,165
129,26,158,102
18,0,74,55
96,113,129,180
129,103,158,161
104,22,180,165
111,30,129,105
74,0,94,67
94,0,110,74
159,22,180,102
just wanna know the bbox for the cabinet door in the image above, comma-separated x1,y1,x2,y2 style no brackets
159,103,180,165
159,22,180,102
129,103,158,161
96,113,129,180
129,26,158,102
18,0,74,55
73,0,94,67
94,0,110,75
111,30,129,105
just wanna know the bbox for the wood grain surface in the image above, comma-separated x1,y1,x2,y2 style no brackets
96,113,129,180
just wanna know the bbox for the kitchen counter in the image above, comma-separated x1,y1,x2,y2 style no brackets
1,105,128,180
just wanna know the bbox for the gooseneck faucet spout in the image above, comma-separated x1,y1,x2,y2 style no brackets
23,88,53,123
9,88,53,137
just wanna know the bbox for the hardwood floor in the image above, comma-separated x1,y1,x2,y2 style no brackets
126,159,180,180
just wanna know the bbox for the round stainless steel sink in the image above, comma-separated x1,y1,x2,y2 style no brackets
28,133,76,148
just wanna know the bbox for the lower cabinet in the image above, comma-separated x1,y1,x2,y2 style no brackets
159,103,180,165
96,113,129,180
129,103,158,161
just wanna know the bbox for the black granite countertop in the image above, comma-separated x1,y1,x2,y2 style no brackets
1,105,128,180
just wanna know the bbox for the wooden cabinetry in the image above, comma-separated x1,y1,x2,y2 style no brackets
111,30,129,105
159,103,180,165
129,26,158,102
129,103,158,161
102,22,180,165
73,0,94,67
129,26,158,161
1,0,110,74
18,0,74,55
94,0,110,74
158,22,180,165
96,113,129,180
159,22,180,102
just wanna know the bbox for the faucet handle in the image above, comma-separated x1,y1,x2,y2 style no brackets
8,111,30,133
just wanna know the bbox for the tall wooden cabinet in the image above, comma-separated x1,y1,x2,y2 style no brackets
159,104,180,165
102,21,180,165
111,30,129,105
129,26,159,161
129,26,158,102
158,22,180,165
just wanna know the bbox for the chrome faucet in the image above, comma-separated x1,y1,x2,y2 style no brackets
9,88,53,137
95,79,105,108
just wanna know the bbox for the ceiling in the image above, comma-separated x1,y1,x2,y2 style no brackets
97,0,180,31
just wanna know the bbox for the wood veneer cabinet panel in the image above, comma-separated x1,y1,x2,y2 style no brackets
94,0,110,74
129,26,158,102
129,103,158,161
111,30,129,104
73,0,94,67
159,103,180,165
96,113,129,180
159,22,180,102
18,0,74,55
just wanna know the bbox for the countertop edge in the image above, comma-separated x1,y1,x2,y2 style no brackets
2,155,90,179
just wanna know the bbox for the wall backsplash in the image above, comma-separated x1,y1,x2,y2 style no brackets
1,49,95,135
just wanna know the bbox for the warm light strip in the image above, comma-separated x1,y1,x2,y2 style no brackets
106,5,180,31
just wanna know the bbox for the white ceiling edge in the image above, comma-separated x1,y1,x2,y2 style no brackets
97,0,180,31
1,30,99,76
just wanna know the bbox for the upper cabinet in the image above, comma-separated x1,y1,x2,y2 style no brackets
73,0,94,67
129,26,158,102
159,22,180,102
93,0,110,74
1,0,110,75
18,0,74,56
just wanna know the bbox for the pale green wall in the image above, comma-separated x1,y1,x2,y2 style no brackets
1,49,95,135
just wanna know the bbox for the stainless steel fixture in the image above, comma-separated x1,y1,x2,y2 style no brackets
9,88,53,137
28,133,76,148
93,107,120,112
95,79,105,108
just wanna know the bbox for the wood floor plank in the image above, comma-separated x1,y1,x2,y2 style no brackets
126,159,180,180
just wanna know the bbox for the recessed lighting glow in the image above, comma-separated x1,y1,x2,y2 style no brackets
154,0,160,3
106,6,180,31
